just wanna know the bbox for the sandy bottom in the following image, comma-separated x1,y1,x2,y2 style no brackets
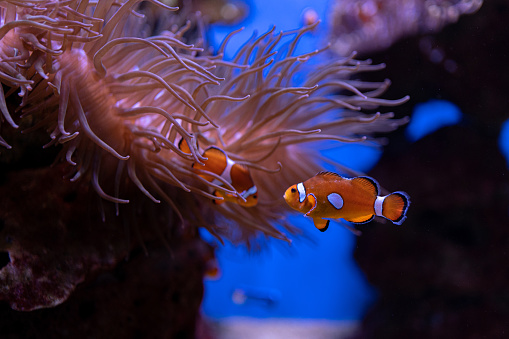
208,317,359,339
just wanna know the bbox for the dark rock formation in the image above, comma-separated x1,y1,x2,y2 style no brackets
354,0,509,337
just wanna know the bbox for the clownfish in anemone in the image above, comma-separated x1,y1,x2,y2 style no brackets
284,172,410,232
0,0,412,243
178,138,258,207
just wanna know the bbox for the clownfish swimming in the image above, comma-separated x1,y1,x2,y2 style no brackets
179,139,258,207
284,171,410,232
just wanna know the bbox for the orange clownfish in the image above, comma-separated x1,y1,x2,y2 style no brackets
284,171,410,232
179,139,258,207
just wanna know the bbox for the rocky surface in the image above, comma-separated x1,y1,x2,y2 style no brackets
0,135,211,337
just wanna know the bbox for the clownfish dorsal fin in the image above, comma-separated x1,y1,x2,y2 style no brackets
345,214,374,224
351,176,380,196
316,171,343,179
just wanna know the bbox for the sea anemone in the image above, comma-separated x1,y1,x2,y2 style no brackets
0,0,408,245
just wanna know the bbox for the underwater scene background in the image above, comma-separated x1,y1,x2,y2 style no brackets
0,0,508,338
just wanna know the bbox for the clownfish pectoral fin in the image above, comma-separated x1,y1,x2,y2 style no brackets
313,218,330,232
380,191,410,225
351,176,380,196
345,214,374,224
304,193,317,216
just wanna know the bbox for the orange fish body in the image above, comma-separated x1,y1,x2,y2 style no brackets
284,172,409,232
179,139,258,207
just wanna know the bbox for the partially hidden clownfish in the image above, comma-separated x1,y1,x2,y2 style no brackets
179,139,258,207
284,171,410,232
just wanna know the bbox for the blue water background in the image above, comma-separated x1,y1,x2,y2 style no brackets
405,100,462,142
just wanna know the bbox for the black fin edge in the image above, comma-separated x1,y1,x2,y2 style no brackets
205,146,227,157
319,220,330,232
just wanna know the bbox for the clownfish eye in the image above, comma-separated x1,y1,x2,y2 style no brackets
253,195,257,199
291,188,297,193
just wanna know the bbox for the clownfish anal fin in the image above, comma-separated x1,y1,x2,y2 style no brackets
351,176,380,196
346,214,374,224
313,218,330,232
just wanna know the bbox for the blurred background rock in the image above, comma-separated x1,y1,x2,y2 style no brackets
351,0,509,337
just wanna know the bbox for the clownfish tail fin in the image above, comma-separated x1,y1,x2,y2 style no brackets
380,191,410,225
